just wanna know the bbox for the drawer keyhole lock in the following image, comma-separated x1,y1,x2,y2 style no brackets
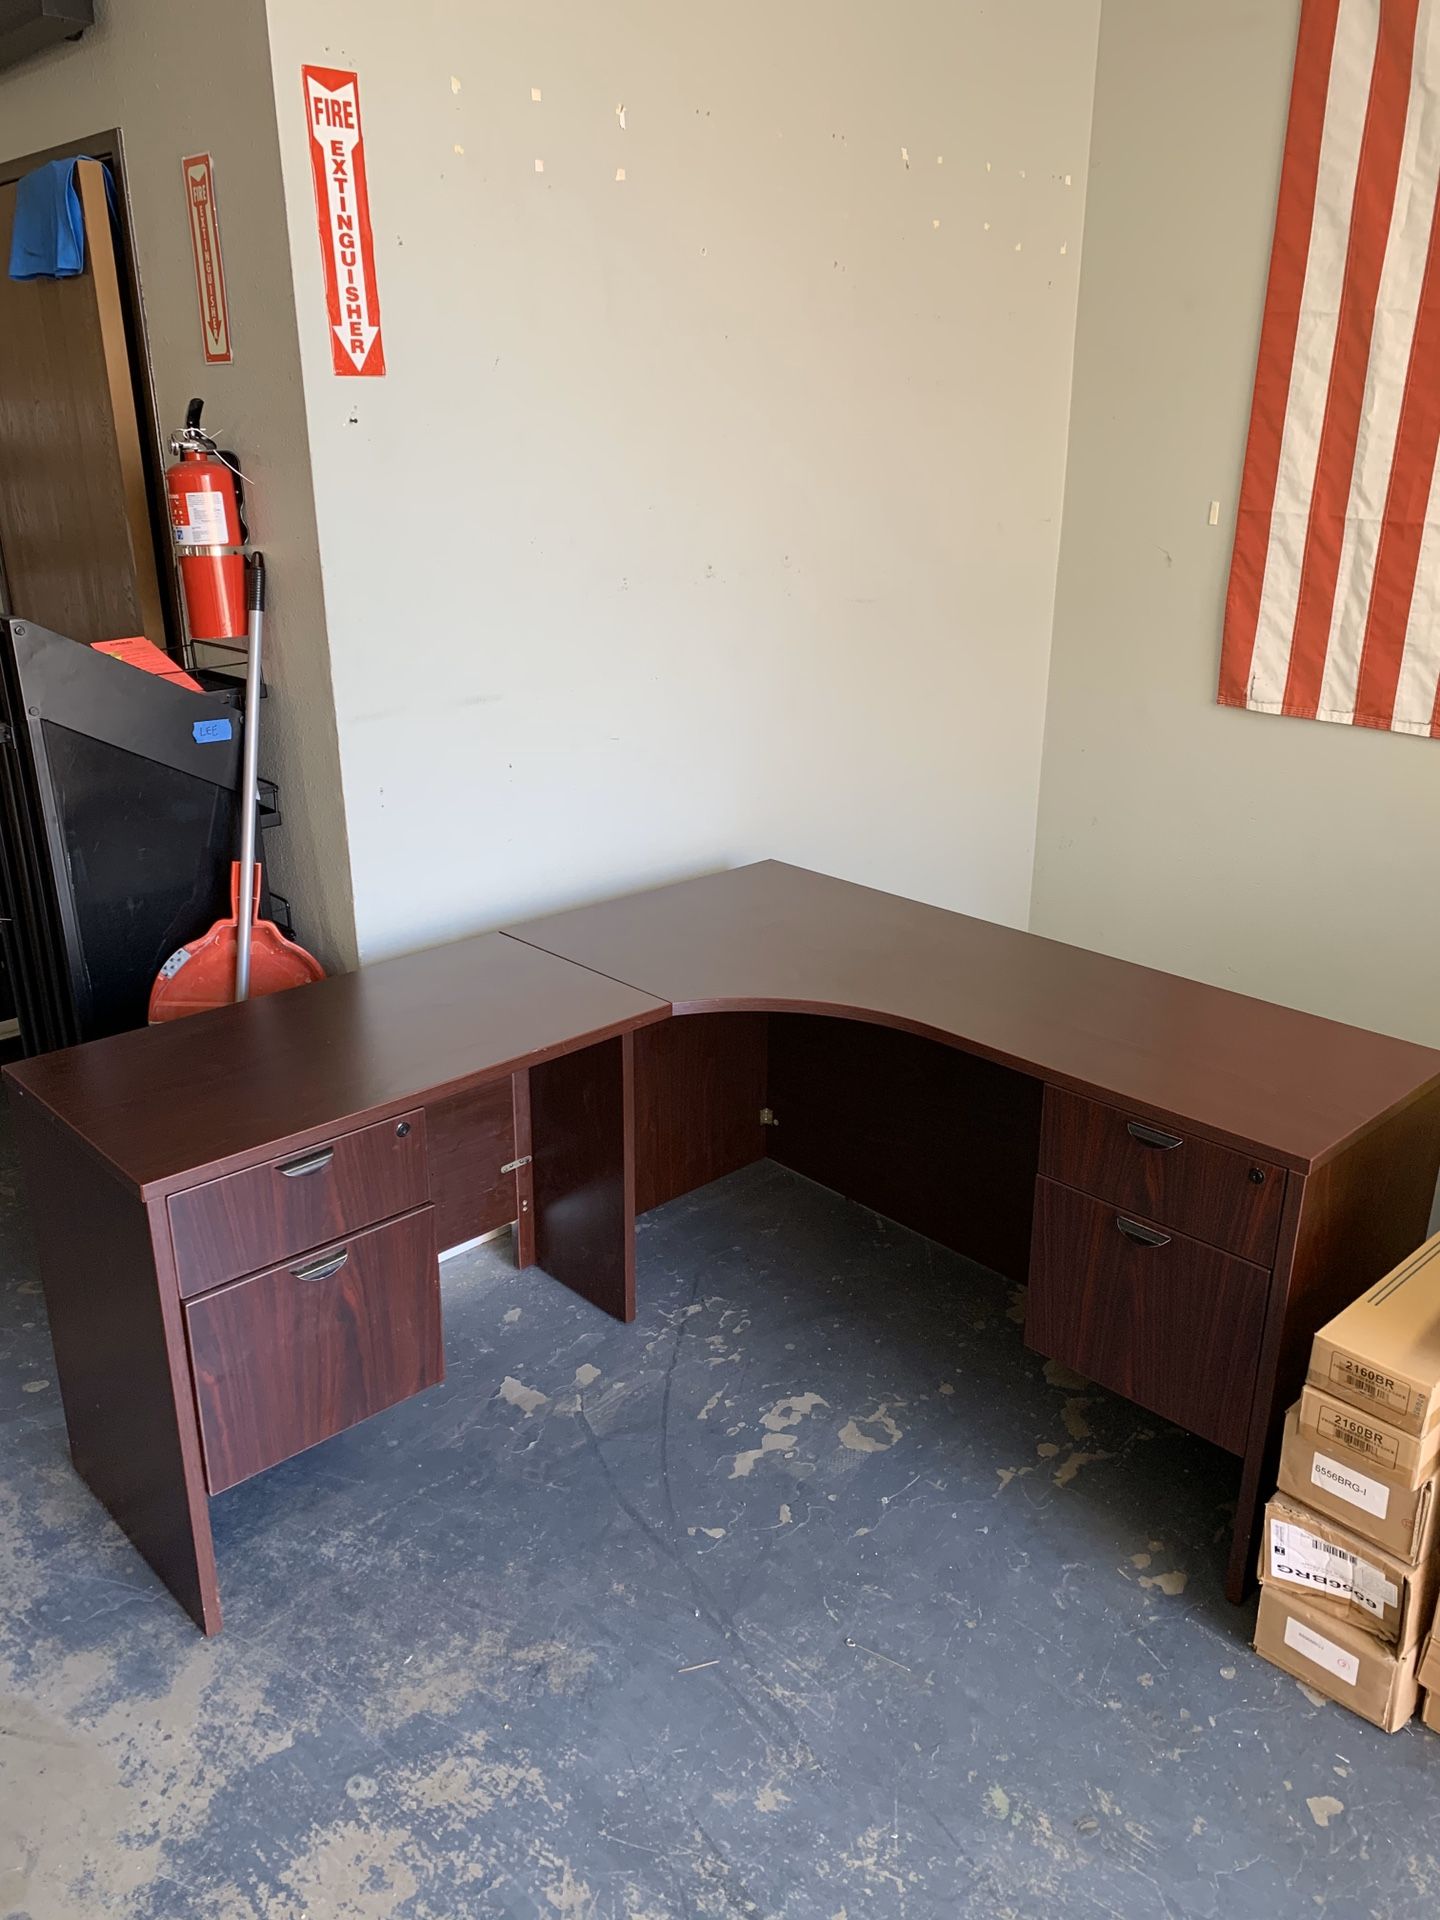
1248,1166,1266,1185
396,1121,411,1138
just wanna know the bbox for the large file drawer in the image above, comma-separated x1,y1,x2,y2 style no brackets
1026,1177,1270,1455
168,1108,429,1297
1040,1088,1284,1265
185,1206,442,1492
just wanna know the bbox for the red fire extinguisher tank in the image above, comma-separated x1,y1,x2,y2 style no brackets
166,399,247,642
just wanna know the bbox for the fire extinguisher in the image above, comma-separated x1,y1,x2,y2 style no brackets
166,398,247,642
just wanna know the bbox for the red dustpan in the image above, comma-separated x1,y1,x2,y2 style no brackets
150,862,324,1022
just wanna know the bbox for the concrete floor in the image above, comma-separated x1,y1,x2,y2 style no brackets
3,1117,1439,1920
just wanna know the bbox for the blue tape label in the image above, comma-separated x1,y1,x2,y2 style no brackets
192,718,233,744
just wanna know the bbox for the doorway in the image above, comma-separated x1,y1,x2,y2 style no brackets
0,129,180,652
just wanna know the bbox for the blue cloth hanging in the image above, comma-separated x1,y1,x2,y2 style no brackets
7,157,114,281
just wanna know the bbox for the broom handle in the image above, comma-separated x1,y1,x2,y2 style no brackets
234,553,266,1002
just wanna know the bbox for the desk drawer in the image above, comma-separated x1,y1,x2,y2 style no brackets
1026,1178,1269,1455
168,1109,429,1298
1040,1089,1283,1264
185,1206,442,1493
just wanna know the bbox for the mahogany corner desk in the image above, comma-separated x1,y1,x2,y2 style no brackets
9,861,1440,1634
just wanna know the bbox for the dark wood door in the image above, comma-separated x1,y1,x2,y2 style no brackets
423,1077,517,1250
0,160,166,643
1026,1178,1270,1454
185,1206,442,1493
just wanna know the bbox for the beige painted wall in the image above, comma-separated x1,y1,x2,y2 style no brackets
1033,0,1440,1049
264,0,1100,959
0,0,358,968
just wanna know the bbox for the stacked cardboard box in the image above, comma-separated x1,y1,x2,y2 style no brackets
1254,1231,1440,1732
1422,1635,1440,1734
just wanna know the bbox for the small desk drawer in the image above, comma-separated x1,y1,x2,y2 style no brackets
1040,1089,1283,1264
185,1206,442,1493
1026,1178,1269,1455
168,1109,429,1298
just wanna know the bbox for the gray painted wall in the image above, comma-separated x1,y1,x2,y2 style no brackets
264,0,1101,959
0,0,358,969
1033,0,1440,1049
11,1,1429,1052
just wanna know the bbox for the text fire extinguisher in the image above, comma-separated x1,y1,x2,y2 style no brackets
166,398,247,642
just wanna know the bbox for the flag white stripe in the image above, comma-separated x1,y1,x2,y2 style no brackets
1249,0,1382,711
1390,441,1440,729
1318,0,1440,719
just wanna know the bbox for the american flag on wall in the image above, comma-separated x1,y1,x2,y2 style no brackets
1218,0,1440,736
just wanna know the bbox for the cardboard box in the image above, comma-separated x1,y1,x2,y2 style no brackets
1254,1588,1419,1732
1300,1382,1440,1487
1421,1639,1440,1733
1258,1496,1439,1649
1277,1405,1438,1562
1309,1232,1440,1437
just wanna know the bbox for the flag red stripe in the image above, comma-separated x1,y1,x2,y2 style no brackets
1352,176,1440,726
1281,0,1422,716
1218,0,1344,709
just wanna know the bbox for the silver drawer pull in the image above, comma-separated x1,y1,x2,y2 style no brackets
1126,1120,1183,1151
1116,1216,1171,1249
292,1249,349,1283
278,1148,335,1179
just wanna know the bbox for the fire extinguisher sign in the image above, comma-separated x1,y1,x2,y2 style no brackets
302,65,386,377
181,154,232,364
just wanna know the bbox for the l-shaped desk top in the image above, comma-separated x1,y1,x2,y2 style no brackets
12,859,1440,1193
507,859,1440,1173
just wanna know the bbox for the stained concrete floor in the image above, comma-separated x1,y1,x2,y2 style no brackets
3,1117,1439,1920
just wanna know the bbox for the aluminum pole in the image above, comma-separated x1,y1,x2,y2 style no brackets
234,552,265,1001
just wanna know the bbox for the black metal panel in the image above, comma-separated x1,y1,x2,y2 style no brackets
40,727,240,1037
0,618,273,1052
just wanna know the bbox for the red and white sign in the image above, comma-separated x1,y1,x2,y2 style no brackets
302,65,386,377
181,153,232,365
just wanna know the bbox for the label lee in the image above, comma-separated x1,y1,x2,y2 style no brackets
1316,1406,1400,1470
1328,1355,1412,1417
1283,1615,1360,1686
1268,1519,1397,1619
1311,1450,1390,1519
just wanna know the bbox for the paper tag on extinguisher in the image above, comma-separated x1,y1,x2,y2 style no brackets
172,492,231,546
